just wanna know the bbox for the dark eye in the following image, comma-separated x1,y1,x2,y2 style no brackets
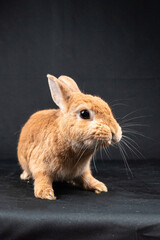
80,109,90,119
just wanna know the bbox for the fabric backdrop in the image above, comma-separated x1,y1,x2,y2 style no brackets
0,0,160,161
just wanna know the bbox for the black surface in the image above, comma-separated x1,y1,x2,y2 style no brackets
0,0,160,160
0,159,160,240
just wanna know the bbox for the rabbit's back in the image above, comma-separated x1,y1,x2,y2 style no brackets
17,109,60,170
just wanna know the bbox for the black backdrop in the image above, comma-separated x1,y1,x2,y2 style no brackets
0,0,160,161
1,1,160,240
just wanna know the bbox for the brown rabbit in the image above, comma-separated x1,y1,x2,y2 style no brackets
17,74,122,200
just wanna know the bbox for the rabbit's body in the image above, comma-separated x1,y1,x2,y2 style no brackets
18,109,92,181
17,75,122,200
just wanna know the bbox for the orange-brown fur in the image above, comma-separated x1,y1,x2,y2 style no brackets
17,74,122,200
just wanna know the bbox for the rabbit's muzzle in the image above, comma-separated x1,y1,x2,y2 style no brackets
111,126,122,144
91,120,122,146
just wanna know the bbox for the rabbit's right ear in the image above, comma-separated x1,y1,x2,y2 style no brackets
47,74,73,112
58,75,81,93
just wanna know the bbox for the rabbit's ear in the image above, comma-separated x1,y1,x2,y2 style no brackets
47,74,72,112
58,75,81,93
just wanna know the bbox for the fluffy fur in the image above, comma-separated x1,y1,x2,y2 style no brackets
17,74,122,200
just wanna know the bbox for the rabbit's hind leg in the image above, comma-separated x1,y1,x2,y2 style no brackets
20,170,31,181
18,154,31,180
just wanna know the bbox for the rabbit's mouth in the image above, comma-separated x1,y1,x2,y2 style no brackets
98,126,122,147
102,141,111,147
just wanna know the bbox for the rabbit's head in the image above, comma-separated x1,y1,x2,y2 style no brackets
47,74,122,151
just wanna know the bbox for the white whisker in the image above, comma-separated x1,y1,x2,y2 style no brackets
100,146,103,161
119,141,129,158
111,103,128,108
103,147,112,160
121,139,140,159
73,145,89,170
118,142,133,178
122,138,145,159
109,98,131,106
122,135,139,148
120,109,143,121
92,140,98,172
122,123,149,128
120,115,151,124
123,129,153,140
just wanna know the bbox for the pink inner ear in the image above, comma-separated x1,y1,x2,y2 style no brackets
47,76,65,112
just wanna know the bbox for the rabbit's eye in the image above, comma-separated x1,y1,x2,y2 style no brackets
80,109,90,119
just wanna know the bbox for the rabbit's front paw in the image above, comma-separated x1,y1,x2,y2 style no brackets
93,181,108,194
85,179,108,193
34,187,56,200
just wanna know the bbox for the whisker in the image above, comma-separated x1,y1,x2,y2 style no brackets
92,154,98,173
120,115,151,124
111,143,118,149
122,123,149,128
121,139,140,159
111,103,128,108
120,109,144,121
119,141,129,158
119,143,133,177
103,146,112,160
108,97,131,106
123,129,153,140
100,146,103,161
122,138,145,159
77,144,85,157
73,145,89,170
92,140,98,172
118,142,133,178
122,135,140,148
106,145,112,156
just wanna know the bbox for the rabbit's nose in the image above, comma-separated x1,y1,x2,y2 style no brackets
111,127,122,143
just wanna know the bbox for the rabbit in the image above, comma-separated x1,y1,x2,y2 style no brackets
17,74,122,200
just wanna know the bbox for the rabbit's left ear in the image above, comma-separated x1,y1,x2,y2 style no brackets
47,74,73,113
58,75,81,93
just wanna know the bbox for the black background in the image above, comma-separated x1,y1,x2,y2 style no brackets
0,0,160,161
0,1,160,240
